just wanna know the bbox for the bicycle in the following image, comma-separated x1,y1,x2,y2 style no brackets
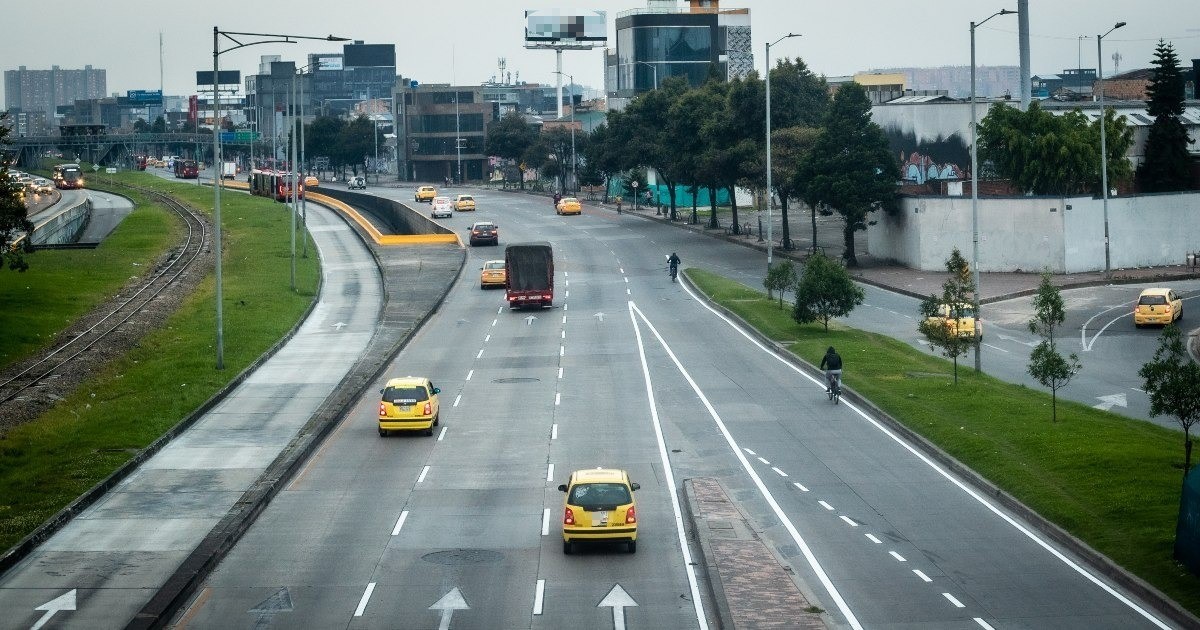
826,371,841,404
669,265,678,283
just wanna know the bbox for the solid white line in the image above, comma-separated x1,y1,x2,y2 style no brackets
466,370,473,381
757,457,770,465
485,334,491,342
981,343,1008,353
533,579,546,615
453,395,461,407
558,367,563,379
866,534,882,544
555,393,561,406
437,427,447,441
354,582,376,616
547,463,554,482
913,569,932,582
628,303,711,630
744,448,757,455
818,500,835,511
943,593,965,608
630,302,845,630
793,482,809,492
476,349,484,359
417,466,430,483
541,509,551,536
839,515,858,527
889,551,907,562
492,318,498,326
974,618,996,629
551,424,558,440
772,467,788,477
678,280,1170,629
1081,301,1132,351
392,511,410,536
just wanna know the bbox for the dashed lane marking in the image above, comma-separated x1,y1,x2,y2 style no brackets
392,511,410,536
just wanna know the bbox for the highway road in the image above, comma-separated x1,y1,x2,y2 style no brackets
174,187,1173,629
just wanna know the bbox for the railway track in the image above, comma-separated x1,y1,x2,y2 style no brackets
0,186,210,409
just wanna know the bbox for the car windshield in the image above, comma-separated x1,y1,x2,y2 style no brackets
568,483,632,509
382,386,428,403
474,224,494,230
1139,294,1168,306
563,198,578,203
484,261,504,270
459,196,473,201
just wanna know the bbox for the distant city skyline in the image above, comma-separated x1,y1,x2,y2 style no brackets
1,1,1197,106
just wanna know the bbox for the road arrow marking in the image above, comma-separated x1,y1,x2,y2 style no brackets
994,333,1037,348
333,322,347,330
525,315,538,326
31,590,76,630
1093,393,1128,411
249,587,293,629
594,312,605,322
599,584,638,630
429,587,469,630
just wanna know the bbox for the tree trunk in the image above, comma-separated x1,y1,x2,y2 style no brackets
811,202,818,255
691,182,699,224
842,221,859,267
602,175,610,204
729,187,740,235
953,355,958,384
708,186,719,229
1052,387,1057,423
666,180,678,221
519,168,526,190
780,195,792,250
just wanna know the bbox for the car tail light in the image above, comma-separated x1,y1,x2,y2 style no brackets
423,402,432,415
378,402,386,416
563,507,575,525
625,506,636,524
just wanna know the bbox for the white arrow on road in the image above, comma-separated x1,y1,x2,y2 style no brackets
994,333,1038,348
333,322,347,330
525,315,538,326
1093,393,1128,411
594,312,606,322
599,584,638,630
429,587,469,630
31,589,76,630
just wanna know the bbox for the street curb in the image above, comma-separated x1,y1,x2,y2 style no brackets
680,270,1200,630
680,478,735,630
128,206,466,627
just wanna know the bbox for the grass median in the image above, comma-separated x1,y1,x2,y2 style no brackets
685,267,1200,616
0,172,320,552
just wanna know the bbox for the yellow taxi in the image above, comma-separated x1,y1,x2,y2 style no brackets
1134,288,1183,327
304,175,319,188
415,186,437,203
555,197,582,215
480,259,506,289
378,376,440,437
454,194,476,211
924,303,981,340
558,468,640,554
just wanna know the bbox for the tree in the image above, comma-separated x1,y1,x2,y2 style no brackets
668,81,725,225
1026,272,1081,422
581,123,621,202
763,259,798,307
1138,325,1200,479
1136,40,1194,192
0,114,34,271
150,116,167,134
800,82,897,266
792,253,864,331
337,115,380,175
772,126,821,250
917,248,977,384
486,111,537,189
304,116,346,170
619,77,689,219
133,118,151,134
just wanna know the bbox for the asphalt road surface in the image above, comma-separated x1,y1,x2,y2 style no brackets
174,188,1173,629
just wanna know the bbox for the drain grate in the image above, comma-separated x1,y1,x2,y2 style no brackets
492,377,540,383
422,549,505,565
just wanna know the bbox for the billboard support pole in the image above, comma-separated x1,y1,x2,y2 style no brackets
556,50,564,119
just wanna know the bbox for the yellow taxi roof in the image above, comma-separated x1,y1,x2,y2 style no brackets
384,376,429,387
571,468,628,484
1139,288,1172,296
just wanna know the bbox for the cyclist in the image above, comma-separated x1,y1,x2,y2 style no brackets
667,252,681,281
820,346,843,394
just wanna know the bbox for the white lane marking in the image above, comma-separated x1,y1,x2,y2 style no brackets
564,272,569,277
497,307,503,315
485,334,491,342
453,395,461,407
547,463,554,482
866,534,882,544
943,593,965,608
562,315,567,324
756,457,770,465
630,302,844,630
437,427,447,441
555,393,561,406
772,467,788,477
619,268,624,273
560,345,565,356
533,579,546,615
975,618,996,629
624,277,629,283
466,370,473,381
565,280,569,287
626,288,631,295
679,280,1171,629
889,551,907,562
561,330,565,339
563,304,568,311
744,448,757,455
558,367,564,379
913,569,932,583
793,482,809,492
541,509,551,536
566,290,570,297
392,511,410,536
551,424,558,440
839,515,858,527
492,318,498,326
476,349,484,359
354,582,376,616
417,466,431,483
981,343,1008,353
818,500,835,511
1081,301,1134,351
628,304,711,630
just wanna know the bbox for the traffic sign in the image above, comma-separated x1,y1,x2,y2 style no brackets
106,167,117,174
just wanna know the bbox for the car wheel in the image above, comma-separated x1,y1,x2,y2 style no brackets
425,425,435,436
378,428,387,437
627,540,637,553
433,413,440,427
563,540,573,555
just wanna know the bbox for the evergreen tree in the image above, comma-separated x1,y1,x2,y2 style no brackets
1136,40,1194,192
792,253,864,331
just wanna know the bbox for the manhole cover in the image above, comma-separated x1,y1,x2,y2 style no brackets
492,377,540,383
422,549,504,566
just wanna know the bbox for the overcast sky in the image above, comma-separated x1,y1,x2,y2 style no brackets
3,1,1197,103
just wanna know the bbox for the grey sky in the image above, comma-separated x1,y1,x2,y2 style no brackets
3,1,1197,103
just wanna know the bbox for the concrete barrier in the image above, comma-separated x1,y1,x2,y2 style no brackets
27,196,91,246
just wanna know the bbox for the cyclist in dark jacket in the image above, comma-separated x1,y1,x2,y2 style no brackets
820,346,843,393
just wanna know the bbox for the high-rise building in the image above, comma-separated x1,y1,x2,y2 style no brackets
4,65,106,117
393,83,495,183
604,0,752,110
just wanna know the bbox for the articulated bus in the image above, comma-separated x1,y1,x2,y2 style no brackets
174,159,199,179
55,164,84,189
249,169,304,202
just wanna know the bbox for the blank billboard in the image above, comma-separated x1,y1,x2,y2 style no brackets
196,70,241,86
343,44,395,68
525,10,606,44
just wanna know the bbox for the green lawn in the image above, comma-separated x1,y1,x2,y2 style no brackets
0,172,320,551
686,267,1200,617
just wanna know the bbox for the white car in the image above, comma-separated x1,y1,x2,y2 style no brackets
347,176,366,190
431,196,454,218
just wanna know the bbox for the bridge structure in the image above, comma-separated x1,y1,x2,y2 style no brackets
4,132,259,170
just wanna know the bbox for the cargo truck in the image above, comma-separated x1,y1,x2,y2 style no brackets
504,242,554,308
222,162,238,179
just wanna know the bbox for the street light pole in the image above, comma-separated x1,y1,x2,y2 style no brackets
765,33,799,275
969,9,1016,373
289,68,297,292
1098,21,1126,279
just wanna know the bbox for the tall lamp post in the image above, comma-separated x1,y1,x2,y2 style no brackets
211,28,348,369
764,33,800,274
1098,21,1126,279
554,70,577,194
969,9,1015,373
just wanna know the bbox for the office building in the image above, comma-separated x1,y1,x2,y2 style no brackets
4,65,106,117
394,83,495,183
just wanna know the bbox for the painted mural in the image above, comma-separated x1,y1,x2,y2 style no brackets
884,128,971,184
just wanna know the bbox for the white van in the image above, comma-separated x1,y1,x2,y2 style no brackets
430,196,454,218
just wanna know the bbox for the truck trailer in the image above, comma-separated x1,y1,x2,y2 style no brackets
504,242,554,309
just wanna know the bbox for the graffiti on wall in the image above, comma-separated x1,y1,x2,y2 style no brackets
885,128,970,184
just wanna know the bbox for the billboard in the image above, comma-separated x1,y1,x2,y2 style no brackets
343,44,395,68
127,90,163,105
316,56,344,71
525,10,606,45
195,70,241,86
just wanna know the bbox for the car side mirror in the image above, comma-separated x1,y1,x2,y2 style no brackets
379,388,385,394
557,484,568,492
432,387,440,394
630,482,640,491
